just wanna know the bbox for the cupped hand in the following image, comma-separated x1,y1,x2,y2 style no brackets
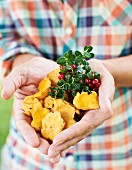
47,59,115,163
1,57,58,155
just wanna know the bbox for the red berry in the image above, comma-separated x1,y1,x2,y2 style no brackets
85,78,91,84
60,65,65,70
71,64,76,69
58,73,65,79
88,83,93,88
92,79,99,85
96,82,101,88
66,90,71,94
92,87,98,91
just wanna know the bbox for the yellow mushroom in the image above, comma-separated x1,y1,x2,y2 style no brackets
73,91,99,110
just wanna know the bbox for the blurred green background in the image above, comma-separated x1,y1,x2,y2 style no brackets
0,85,13,161
0,94,13,148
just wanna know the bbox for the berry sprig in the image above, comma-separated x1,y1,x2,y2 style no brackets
49,46,101,101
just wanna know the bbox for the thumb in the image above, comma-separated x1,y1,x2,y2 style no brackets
1,66,27,100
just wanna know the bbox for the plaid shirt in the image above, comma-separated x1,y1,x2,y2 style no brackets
0,0,132,169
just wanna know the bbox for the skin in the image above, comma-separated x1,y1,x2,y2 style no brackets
1,54,132,163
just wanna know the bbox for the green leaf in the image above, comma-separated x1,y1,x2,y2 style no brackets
74,77,81,83
82,74,87,80
85,65,91,72
68,50,72,55
83,52,94,59
82,59,88,66
76,73,83,79
83,86,89,92
84,46,93,52
57,80,64,86
57,57,66,65
94,72,100,79
49,92,55,98
75,51,82,56
67,83,72,90
60,67,67,73
72,90,77,97
57,89,65,99
65,74,71,80
68,55,76,63
77,67,83,73
87,72,94,79
64,53,69,58
89,53,94,58
63,84,68,90
80,83,86,89
83,52,91,58
76,57,83,63
73,83,80,91
50,86,56,91
68,78,72,84
65,65,71,71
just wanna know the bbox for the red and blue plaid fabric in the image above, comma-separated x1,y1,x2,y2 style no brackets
0,0,132,169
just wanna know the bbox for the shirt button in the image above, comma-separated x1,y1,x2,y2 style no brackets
66,155,74,162
65,27,73,35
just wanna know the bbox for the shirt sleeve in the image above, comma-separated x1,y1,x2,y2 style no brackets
0,1,41,78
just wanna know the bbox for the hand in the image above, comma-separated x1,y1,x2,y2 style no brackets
1,57,59,156
47,59,115,163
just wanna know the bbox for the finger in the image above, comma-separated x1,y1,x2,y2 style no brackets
49,154,61,164
93,61,115,121
99,73,115,102
13,98,40,147
98,78,114,120
53,120,93,146
13,85,38,101
37,138,50,155
48,132,90,158
2,66,27,100
16,119,40,147
19,85,38,96
60,150,67,158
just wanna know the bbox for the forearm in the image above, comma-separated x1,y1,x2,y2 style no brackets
102,55,132,87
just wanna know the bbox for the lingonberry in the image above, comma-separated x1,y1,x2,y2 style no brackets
88,83,93,88
92,79,99,85
66,90,71,94
85,77,91,84
71,64,76,69
60,65,65,70
58,73,65,79
96,82,101,88
92,87,98,92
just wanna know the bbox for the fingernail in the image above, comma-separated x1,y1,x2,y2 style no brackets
53,140,63,146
